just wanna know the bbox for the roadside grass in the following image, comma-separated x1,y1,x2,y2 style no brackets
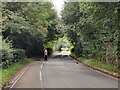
77,57,118,75
1,58,32,85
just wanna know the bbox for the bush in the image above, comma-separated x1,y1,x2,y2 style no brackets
1,40,13,68
2,58,32,85
74,42,83,57
12,49,26,62
1,40,26,69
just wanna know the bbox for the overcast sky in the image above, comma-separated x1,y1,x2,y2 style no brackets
51,0,65,17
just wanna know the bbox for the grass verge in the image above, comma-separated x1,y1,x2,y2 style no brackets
71,56,119,78
78,57,118,74
1,58,32,86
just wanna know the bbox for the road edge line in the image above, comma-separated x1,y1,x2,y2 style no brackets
9,65,30,89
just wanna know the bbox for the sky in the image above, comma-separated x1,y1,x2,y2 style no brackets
51,0,65,17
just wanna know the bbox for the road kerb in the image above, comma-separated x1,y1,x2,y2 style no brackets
68,55,119,80
9,64,30,89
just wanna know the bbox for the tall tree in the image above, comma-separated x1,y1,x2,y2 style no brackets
62,1,119,65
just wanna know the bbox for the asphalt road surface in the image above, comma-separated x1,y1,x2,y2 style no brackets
12,52,118,89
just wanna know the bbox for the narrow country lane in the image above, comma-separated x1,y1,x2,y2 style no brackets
12,52,118,89
2,2,119,90
42,56,118,88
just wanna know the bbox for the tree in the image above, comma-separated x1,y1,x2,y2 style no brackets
1,2,59,68
2,2,58,56
62,1,119,65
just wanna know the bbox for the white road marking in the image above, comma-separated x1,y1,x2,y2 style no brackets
43,61,45,64
39,71,42,81
10,65,30,89
40,61,45,80
10,60,45,89
10,71,23,84
41,64,43,69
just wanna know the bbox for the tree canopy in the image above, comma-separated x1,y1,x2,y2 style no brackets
1,2,60,68
61,2,119,65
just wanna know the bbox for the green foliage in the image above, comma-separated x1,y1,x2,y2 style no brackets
2,2,58,57
62,2,82,24
2,58,31,85
46,23,60,42
2,2,59,69
2,39,14,68
13,49,26,61
44,41,54,55
77,57,118,74
1,39,26,69
62,2,119,65
50,36,71,51
74,41,83,57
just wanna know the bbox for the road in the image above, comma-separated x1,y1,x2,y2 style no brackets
12,52,118,89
